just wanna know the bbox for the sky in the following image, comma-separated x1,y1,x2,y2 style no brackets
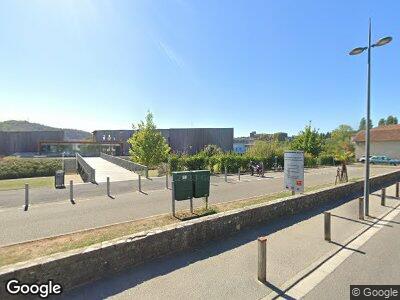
0,0,399,137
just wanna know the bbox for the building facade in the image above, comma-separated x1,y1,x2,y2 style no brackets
353,125,400,159
93,128,234,155
0,130,64,156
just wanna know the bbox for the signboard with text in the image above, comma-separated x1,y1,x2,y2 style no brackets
284,151,304,193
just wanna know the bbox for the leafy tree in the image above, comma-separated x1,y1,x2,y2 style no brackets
290,123,324,157
378,118,386,127
386,115,398,125
358,117,373,130
128,112,170,167
246,140,286,158
325,124,355,163
202,144,223,156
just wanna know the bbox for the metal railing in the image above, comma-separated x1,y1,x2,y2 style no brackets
76,153,96,183
100,152,148,178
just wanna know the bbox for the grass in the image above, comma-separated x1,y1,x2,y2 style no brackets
0,177,54,191
0,179,354,268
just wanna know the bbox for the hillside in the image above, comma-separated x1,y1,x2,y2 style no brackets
0,120,92,141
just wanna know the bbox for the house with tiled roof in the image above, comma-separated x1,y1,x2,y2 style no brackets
353,124,400,160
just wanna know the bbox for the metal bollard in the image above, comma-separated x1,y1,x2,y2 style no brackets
291,190,295,196
238,168,241,181
70,180,75,204
138,175,142,193
107,177,111,197
166,172,169,189
381,188,386,206
190,198,193,214
257,236,267,282
205,196,209,210
359,197,364,220
324,212,331,241
396,182,399,198
171,181,175,217
24,184,29,211
261,162,265,177
225,166,227,182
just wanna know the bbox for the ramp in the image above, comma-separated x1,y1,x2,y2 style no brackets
83,157,139,183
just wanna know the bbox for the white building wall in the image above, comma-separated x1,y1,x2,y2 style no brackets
355,141,400,160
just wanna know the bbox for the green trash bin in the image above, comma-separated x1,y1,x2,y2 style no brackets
192,170,210,198
172,171,193,201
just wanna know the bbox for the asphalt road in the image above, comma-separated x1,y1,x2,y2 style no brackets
0,165,396,246
63,183,400,299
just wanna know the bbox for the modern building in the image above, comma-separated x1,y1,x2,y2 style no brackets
93,128,234,155
0,130,64,156
233,137,254,154
38,141,124,157
353,124,400,159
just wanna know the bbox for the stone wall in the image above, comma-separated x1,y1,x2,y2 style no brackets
1,170,399,297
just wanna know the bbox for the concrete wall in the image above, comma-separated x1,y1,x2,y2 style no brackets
1,170,399,296
93,128,234,155
355,141,400,159
0,131,64,156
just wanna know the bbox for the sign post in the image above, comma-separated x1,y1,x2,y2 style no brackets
284,151,304,194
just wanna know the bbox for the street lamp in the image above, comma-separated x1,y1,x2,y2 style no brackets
349,19,392,217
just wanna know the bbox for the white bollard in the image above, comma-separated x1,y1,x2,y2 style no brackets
257,236,267,282
24,184,29,211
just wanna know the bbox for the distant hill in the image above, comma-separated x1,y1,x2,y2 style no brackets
0,120,92,141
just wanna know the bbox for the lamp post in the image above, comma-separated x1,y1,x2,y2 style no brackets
349,19,392,216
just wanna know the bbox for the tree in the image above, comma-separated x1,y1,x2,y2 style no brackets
325,124,355,163
128,112,170,167
378,118,386,127
246,140,286,158
358,117,373,131
202,144,222,156
290,123,324,157
386,115,398,125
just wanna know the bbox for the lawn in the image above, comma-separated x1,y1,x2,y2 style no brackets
0,177,54,191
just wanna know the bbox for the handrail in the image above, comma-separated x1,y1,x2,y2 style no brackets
76,153,96,183
100,152,149,178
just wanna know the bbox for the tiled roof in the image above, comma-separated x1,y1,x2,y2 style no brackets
353,124,400,142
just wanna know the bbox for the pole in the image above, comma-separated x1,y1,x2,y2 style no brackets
24,184,29,211
396,182,399,198
171,181,175,217
257,236,267,282
381,188,386,206
107,177,111,197
324,212,331,241
238,168,241,181
190,198,193,214
364,19,372,217
166,171,169,189
205,196,208,210
225,166,227,182
138,175,142,193
359,197,364,220
70,180,75,204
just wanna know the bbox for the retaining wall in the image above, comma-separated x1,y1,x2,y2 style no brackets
1,170,399,297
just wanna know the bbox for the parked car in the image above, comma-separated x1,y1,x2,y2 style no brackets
369,155,400,166
358,155,371,163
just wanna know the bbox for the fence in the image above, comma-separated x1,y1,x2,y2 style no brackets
76,153,96,183
100,153,148,178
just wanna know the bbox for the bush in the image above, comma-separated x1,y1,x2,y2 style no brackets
317,154,336,166
304,153,317,168
0,158,62,180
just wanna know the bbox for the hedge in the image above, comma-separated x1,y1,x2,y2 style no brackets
0,158,62,180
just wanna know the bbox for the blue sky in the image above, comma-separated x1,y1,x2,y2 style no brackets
0,0,399,136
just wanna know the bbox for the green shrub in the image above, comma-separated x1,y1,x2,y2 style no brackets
304,153,317,168
0,158,62,180
317,154,336,166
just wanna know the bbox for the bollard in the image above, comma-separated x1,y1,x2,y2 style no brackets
24,184,29,211
257,236,267,282
238,168,241,181
381,188,386,206
261,162,265,177
291,190,295,196
166,172,169,189
107,177,111,197
190,198,193,214
171,181,175,217
70,180,75,204
396,182,399,198
359,197,364,220
324,212,331,241
138,175,142,193
225,166,227,182
205,196,209,210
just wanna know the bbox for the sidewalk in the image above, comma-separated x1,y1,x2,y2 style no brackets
64,185,400,300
